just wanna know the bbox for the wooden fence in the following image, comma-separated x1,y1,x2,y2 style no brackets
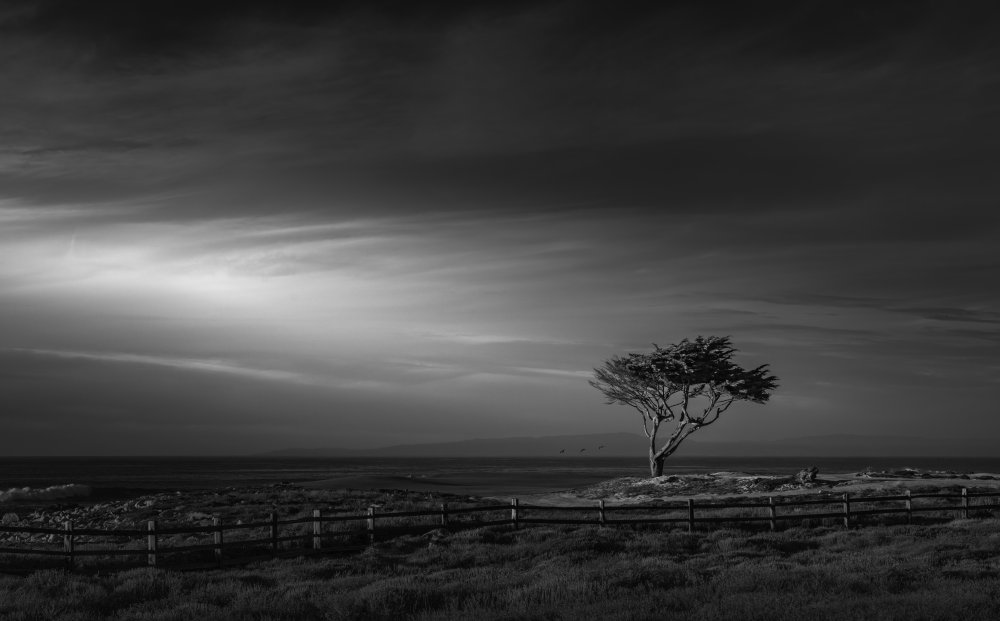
2,488,998,570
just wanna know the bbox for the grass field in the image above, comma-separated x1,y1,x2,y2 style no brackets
3,517,1000,620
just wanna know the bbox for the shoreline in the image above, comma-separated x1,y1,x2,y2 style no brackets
6,466,1000,507
5,467,998,515
4,468,1000,548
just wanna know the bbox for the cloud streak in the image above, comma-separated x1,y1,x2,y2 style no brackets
6,347,319,386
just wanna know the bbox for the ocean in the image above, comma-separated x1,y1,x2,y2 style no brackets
4,455,1000,500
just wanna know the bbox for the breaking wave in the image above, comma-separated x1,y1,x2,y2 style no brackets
0,484,92,502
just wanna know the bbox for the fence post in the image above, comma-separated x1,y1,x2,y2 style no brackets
147,520,157,567
511,498,519,530
269,512,278,555
842,493,850,529
962,488,969,519
63,521,74,570
312,509,322,550
440,503,448,527
768,497,776,532
213,517,223,566
367,506,376,545
687,499,695,533
598,500,606,527
906,490,912,524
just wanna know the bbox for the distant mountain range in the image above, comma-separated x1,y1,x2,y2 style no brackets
259,432,1000,458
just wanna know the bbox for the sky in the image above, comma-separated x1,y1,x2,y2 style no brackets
1,1,998,455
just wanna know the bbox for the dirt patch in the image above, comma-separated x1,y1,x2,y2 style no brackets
517,469,1000,506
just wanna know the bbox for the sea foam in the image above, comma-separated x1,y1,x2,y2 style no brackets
0,484,92,502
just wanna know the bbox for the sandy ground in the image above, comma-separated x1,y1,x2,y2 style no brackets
299,469,1000,506
521,472,1000,506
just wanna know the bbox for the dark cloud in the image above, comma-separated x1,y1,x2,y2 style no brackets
3,0,1000,228
26,0,992,66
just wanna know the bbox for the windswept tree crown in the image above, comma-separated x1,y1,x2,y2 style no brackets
593,336,776,421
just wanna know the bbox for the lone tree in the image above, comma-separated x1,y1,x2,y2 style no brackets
590,336,778,477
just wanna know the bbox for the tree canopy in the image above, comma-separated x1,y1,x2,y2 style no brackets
590,336,778,476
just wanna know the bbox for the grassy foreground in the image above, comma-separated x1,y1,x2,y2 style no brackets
4,518,1000,621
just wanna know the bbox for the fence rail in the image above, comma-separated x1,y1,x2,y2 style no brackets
2,487,998,570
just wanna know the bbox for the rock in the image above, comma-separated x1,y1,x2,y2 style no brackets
423,528,448,541
1,512,19,524
796,467,819,484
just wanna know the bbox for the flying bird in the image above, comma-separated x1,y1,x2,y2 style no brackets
598,445,605,450
559,449,565,454
579,448,586,453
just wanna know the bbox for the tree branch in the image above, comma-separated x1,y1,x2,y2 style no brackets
639,412,652,438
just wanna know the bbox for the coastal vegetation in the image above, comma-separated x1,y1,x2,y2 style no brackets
4,517,1000,620
4,472,999,619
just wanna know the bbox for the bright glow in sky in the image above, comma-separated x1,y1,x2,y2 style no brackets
1,2,998,455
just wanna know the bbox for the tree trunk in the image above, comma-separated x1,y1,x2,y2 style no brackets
650,454,664,477
649,425,664,477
